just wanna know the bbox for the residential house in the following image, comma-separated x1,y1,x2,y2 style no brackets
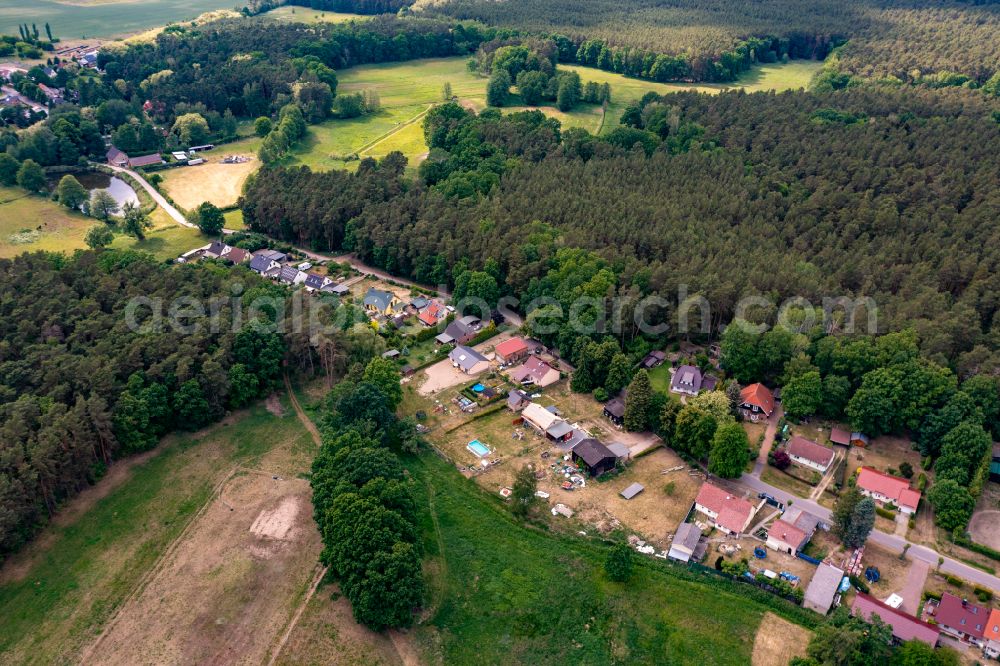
222,247,250,264
829,427,852,447
670,365,703,396
435,315,481,345
787,436,836,473
546,420,574,442
521,402,560,434
803,563,845,614
640,350,666,369
37,83,64,106
935,593,987,645
128,153,164,168
693,483,759,536
668,522,704,563
495,337,530,365
106,147,129,167
449,345,489,375
603,397,625,426
78,51,99,68
363,288,399,316
509,356,560,388
202,240,229,259
507,389,530,412
571,438,617,477
856,467,921,514
851,594,940,647
248,249,286,275
739,383,775,421
983,608,1000,659
279,266,307,286
766,506,822,555
303,273,332,293
418,300,446,327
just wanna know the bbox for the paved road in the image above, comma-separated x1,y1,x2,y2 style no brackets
736,473,1000,594
103,163,194,228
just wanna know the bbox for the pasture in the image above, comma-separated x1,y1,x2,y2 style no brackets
158,140,261,211
0,187,93,258
0,402,316,665
261,6,366,24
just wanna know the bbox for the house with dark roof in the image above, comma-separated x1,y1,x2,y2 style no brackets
363,288,399,316
935,593,987,645
641,350,666,369
303,273,331,292
851,593,940,647
856,467,921,514
668,522,703,563
545,420,574,442
436,315,481,345
507,389,529,412
128,153,164,168
670,365,703,396
571,438,617,477
223,247,250,264
693,483,759,536
279,266,307,286
106,147,129,167
739,383,775,421
603,397,625,426
248,249,284,275
787,435,836,473
449,345,489,375
803,563,844,614
202,240,229,259
509,356,560,388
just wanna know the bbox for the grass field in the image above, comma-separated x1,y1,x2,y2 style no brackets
0,0,233,39
0,402,315,665
0,187,94,258
158,140,262,211
261,6,366,24
109,208,206,259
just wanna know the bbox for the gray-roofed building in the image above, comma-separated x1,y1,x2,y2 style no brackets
620,482,644,499
203,240,228,259
249,250,284,275
641,350,666,368
363,288,398,315
571,438,617,477
436,316,481,345
668,522,703,563
804,563,844,614
670,365,703,396
449,345,489,374
279,266,306,285
607,442,631,460
507,389,529,412
545,420,574,442
410,296,429,310
304,273,331,292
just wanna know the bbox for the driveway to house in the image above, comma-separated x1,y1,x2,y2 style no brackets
416,330,517,396
900,558,930,615
102,163,193,228
751,405,783,477
808,451,842,501
736,473,1000,594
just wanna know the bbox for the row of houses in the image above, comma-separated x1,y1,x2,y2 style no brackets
180,244,349,294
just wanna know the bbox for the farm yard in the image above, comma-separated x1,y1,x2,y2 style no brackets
157,141,261,211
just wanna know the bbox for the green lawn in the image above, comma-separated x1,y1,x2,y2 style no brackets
224,208,245,231
0,187,95,258
407,452,817,664
260,6,366,24
110,208,206,260
648,364,673,393
0,403,311,665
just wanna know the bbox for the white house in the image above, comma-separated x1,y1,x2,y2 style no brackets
787,435,836,473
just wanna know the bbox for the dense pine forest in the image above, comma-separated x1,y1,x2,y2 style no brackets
420,0,1000,83
0,251,286,558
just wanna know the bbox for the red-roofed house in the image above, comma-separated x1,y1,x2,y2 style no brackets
851,593,940,647
128,153,164,168
509,356,560,388
856,467,921,514
983,608,1000,659
934,593,987,645
694,483,759,536
765,519,808,555
739,383,774,421
418,300,445,327
495,337,530,365
830,427,851,446
787,435,836,473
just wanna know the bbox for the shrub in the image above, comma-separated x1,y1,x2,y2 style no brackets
899,461,914,478
945,574,964,588
849,575,870,593
875,506,896,520
663,481,676,496
593,387,609,402
769,449,791,470
975,586,993,602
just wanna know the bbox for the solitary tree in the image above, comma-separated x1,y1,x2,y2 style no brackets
55,174,88,210
486,70,511,107
605,542,633,582
16,159,46,193
844,497,875,548
84,224,114,249
254,116,272,137
196,201,225,236
832,486,863,544
708,421,751,478
121,201,151,240
441,81,453,101
624,370,653,431
89,189,119,221
510,465,537,518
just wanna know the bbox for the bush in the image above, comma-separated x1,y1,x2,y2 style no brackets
875,506,896,520
769,449,791,470
849,575,870,593
593,387,609,402
945,574,964,588
899,461,914,478
663,481,676,496
975,586,993,602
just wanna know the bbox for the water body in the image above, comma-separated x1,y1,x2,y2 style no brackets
0,0,231,40
50,171,138,208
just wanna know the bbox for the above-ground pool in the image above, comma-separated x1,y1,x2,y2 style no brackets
472,384,485,392
467,439,490,457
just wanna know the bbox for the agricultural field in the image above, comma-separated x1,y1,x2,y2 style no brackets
261,6,367,24
157,140,262,211
0,0,233,39
0,401,317,665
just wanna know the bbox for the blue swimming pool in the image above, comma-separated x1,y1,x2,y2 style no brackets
467,439,490,457
472,383,485,392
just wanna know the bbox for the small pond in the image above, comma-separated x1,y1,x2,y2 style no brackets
49,171,140,209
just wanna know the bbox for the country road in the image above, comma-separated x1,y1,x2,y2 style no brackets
103,163,194,228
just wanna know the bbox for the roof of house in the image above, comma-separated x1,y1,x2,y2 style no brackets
418,301,445,326
457,314,480,327
804,563,845,611
449,345,487,371
129,153,163,167
546,420,574,439
225,247,250,263
740,383,775,414
511,356,558,384
768,519,809,551
830,427,852,445
255,249,286,261
604,397,625,418
783,506,821,534
106,147,127,162
279,266,301,284
937,593,987,638
620,482,644,499
856,467,921,510
495,337,529,358
205,240,228,257
363,288,395,311
304,273,327,289
410,296,429,309
673,521,702,550
788,435,835,467
521,402,559,431
249,254,275,273
984,608,1000,641
671,365,703,392
440,318,478,342
852,594,940,646
572,438,616,467
695,483,756,533
507,390,529,408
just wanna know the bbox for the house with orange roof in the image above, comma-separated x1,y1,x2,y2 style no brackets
693,482,760,536
494,337,530,365
418,300,445,326
984,608,1000,658
739,383,774,421
856,467,921,514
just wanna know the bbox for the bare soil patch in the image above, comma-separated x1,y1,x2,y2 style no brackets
969,510,1000,551
266,393,286,416
751,612,811,666
88,472,321,665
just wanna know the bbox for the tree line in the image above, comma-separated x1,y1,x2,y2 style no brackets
0,250,288,559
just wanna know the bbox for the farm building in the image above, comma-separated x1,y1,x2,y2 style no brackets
668,522,704,563
787,436,836,473
670,364,703,396
851,594,940,647
571,438,617,477
803,563,844,614
739,383,775,421
495,337,530,365
128,153,164,168
603,397,625,426
693,483,759,536
856,467,921,514
106,147,129,167
449,345,489,375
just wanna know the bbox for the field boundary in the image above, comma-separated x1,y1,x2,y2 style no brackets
266,562,329,666
355,104,433,158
